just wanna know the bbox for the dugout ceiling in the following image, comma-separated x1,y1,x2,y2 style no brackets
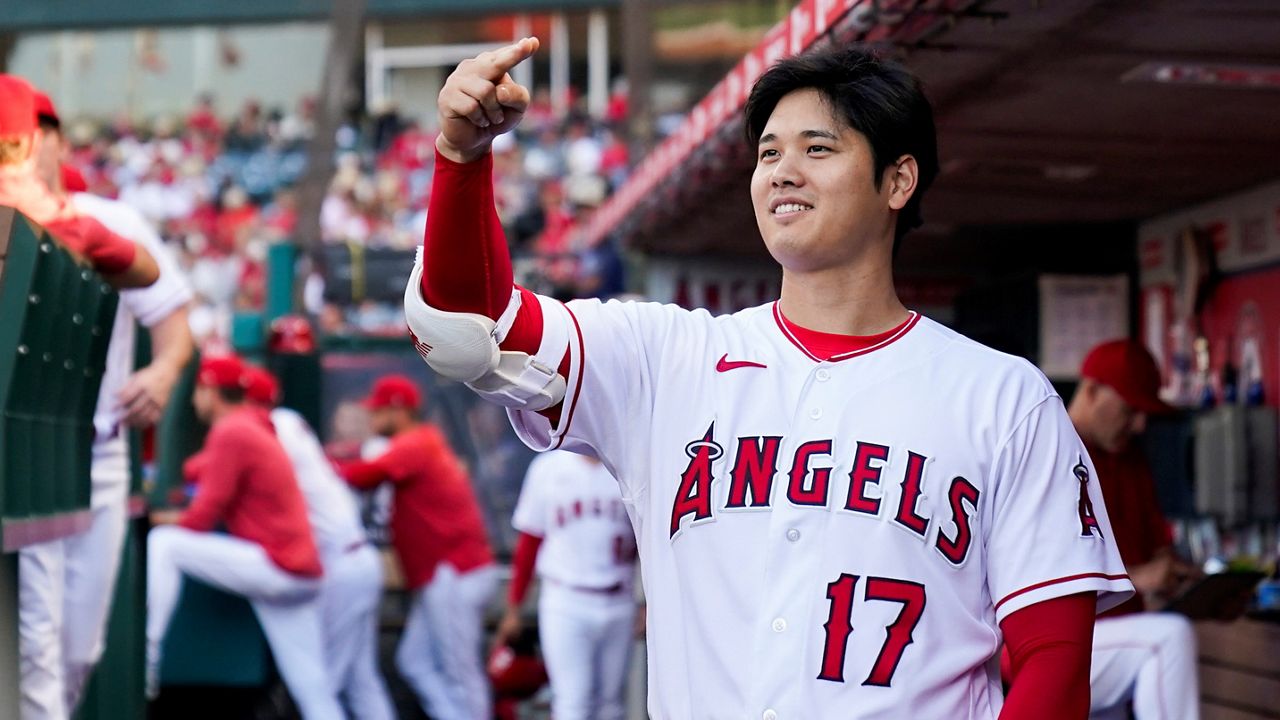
588,0,1280,258
0,0,624,30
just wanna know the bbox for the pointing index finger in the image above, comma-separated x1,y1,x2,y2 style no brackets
480,37,540,81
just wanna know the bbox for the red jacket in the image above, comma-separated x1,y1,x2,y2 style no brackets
1089,442,1173,616
341,424,493,589
180,406,323,578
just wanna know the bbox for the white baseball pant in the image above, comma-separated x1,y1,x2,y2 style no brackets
1090,612,1200,720
396,563,499,720
538,582,635,720
146,526,344,720
18,470,130,720
322,543,395,720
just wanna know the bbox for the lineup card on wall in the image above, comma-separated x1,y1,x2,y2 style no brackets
1039,274,1130,379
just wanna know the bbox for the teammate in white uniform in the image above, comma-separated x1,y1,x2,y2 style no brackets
243,366,397,720
18,94,194,720
495,450,638,720
408,40,1133,719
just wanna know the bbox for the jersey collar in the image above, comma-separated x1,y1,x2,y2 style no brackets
772,302,921,363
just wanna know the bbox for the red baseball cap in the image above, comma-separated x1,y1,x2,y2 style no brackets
0,75,36,139
1080,339,1173,415
61,163,88,193
197,355,249,391
243,365,280,406
363,374,422,411
33,91,59,127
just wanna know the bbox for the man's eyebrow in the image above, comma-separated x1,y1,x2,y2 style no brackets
801,129,839,140
758,129,839,145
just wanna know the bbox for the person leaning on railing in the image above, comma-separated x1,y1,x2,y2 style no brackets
0,74,157,289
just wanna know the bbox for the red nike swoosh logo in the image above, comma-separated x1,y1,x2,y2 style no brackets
716,354,768,372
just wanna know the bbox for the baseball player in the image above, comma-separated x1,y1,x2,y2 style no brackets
404,39,1135,718
335,375,498,720
16,90,193,720
148,355,342,720
0,75,158,289
242,365,397,720
1067,340,1200,719
493,450,638,720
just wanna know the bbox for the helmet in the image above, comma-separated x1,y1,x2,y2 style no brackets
268,314,316,354
487,643,547,699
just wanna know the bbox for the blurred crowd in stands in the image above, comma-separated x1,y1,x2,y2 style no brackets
60,88,632,342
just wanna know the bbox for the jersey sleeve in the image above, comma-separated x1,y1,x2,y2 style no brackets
178,422,248,531
983,396,1134,622
74,195,194,326
370,435,417,484
511,453,552,536
505,297,682,498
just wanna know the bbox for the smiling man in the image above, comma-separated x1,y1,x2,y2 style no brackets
406,39,1133,719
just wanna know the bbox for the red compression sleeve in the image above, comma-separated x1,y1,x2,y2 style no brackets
999,592,1095,720
419,149,561,413
508,531,544,606
421,149,512,319
45,215,138,274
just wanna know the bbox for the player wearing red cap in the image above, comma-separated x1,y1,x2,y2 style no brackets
335,374,497,720
1068,340,1200,720
147,356,342,719
0,75,158,288
16,89,195,720
242,366,397,720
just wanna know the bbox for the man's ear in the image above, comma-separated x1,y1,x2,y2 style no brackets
1078,378,1102,403
886,154,918,211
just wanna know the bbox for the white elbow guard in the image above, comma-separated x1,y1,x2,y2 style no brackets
403,251,566,411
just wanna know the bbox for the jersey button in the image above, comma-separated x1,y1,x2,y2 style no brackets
772,618,787,633
786,528,800,542
763,710,778,720
808,407,822,420
815,368,831,382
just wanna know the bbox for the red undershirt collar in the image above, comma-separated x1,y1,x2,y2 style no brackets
774,303,920,362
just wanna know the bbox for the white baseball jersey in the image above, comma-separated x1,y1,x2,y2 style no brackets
499,298,1132,720
512,450,636,591
270,407,367,559
71,192,192,503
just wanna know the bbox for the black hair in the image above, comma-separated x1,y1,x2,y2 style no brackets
214,385,247,404
744,44,939,252
37,115,59,133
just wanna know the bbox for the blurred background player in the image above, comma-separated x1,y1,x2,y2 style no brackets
148,355,342,719
335,374,497,720
1068,339,1201,720
16,88,194,720
0,74,158,289
494,450,639,720
242,365,397,720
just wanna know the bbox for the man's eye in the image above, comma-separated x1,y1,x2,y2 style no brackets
759,148,778,160
808,145,830,153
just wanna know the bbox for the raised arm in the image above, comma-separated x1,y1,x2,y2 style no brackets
405,38,568,413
